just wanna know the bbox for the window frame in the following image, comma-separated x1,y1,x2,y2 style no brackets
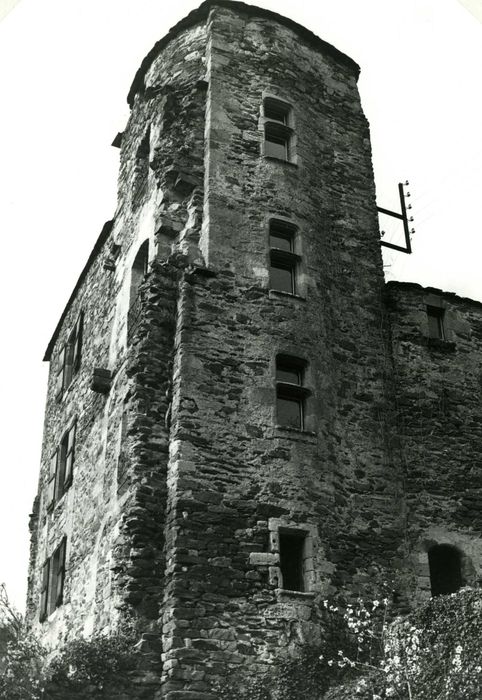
47,421,76,511
127,240,149,343
275,354,310,431
55,312,83,401
268,519,317,595
261,96,295,163
279,530,307,592
269,219,300,295
39,537,67,622
426,305,445,340
132,126,151,205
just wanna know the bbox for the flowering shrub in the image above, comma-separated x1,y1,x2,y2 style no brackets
325,587,482,700
0,633,47,700
217,589,482,700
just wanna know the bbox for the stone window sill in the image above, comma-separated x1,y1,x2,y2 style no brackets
426,337,456,353
269,289,306,302
276,589,315,602
263,155,298,168
274,425,317,442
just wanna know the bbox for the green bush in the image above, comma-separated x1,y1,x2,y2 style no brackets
47,629,139,697
0,628,140,700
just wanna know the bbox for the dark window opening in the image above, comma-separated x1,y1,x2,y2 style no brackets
55,312,83,400
277,394,303,430
47,422,76,510
40,537,67,622
279,532,305,591
265,123,290,160
270,262,295,294
128,241,149,341
263,98,293,162
270,226,293,252
133,127,150,203
269,220,298,294
264,99,289,125
57,423,76,500
276,363,302,385
276,355,308,430
428,544,462,596
427,306,445,340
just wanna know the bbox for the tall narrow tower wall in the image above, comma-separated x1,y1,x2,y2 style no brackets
159,3,405,692
26,2,416,696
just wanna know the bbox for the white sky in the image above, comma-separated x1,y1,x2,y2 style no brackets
0,0,480,613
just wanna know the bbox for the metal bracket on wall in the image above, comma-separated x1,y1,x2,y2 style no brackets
378,181,414,254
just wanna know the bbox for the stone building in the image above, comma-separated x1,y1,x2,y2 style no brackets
26,1,482,696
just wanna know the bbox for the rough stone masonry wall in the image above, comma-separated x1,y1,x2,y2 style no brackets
386,282,482,602
26,223,126,645
26,15,208,674
110,16,207,645
159,6,405,697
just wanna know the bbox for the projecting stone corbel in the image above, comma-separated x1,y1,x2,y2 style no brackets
90,368,112,395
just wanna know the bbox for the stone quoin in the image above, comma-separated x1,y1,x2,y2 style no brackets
26,1,482,697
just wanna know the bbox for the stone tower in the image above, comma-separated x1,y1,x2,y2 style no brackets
26,1,482,697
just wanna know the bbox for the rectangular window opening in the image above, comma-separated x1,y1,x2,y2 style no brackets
55,312,83,400
269,221,298,295
277,394,303,430
47,422,76,510
40,538,67,622
427,306,445,339
275,356,307,430
279,532,306,592
262,98,294,163
265,126,290,160
276,363,302,385
270,262,295,294
264,102,289,124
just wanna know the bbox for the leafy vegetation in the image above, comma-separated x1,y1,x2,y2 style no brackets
0,583,140,699
1,581,481,699
215,588,482,700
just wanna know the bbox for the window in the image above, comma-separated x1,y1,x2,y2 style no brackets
427,306,445,339
269,220,299,294
127,241,149,342
428,544,463,596
279,531,306,592
276,355,309,430
47,422,76,510
263,97,294,162
40,537,67,622
55,312,83,400
133,127,150,204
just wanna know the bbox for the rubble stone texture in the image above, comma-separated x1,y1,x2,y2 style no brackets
26,2,482,697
